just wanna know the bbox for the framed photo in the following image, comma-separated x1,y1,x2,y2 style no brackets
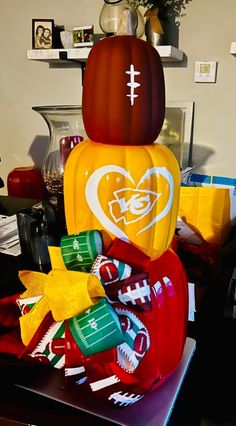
32,19,54,49
156,101,194,167
72,25,94,47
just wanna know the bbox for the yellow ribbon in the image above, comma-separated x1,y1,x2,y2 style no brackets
145,7,164,35
18,246,105,346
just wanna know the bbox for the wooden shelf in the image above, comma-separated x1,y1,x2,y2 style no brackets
230,41,236,55
27,48,90,63
155,45,184,62
27,45,184,64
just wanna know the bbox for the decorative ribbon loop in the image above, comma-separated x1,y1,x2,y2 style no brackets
105,273,152,312
61,230,103,272
68,298,125,357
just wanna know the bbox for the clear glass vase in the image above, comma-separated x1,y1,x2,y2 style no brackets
99,0,144,37
33,105,86,196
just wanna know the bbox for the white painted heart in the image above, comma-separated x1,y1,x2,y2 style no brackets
85,165,174,241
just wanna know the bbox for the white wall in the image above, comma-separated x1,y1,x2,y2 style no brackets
1,0,236,194
167,0,236,177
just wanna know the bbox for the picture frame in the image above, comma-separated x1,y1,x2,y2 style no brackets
72,25,94,48
157,101,194,168
32,19,54,49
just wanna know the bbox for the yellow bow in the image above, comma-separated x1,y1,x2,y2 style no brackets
18,246,105,346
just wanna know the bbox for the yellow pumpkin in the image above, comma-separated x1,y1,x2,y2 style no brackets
64,140,180,259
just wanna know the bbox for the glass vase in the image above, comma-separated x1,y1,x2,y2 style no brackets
99,0,144,37
32,105,86,196
136,7,145,38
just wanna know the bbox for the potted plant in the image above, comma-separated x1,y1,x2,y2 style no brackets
128,0,191,46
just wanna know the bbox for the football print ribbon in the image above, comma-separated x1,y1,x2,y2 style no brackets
17,232,152,368
105,273,152,312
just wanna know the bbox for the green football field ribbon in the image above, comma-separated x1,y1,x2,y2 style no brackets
61,230,103,272
68,298,124,357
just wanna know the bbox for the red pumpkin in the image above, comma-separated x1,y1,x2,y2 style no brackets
68,248,188,405
82,35,165,146
18,244,188,406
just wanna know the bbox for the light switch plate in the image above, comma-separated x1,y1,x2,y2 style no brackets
194,61,217,83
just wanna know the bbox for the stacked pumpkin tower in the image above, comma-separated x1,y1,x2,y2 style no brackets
63,19,188,404
17,14,188,408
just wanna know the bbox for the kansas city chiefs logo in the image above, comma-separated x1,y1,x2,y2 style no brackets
109,189,160,225
85,165,174,239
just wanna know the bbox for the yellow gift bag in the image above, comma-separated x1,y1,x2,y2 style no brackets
178,186,236,246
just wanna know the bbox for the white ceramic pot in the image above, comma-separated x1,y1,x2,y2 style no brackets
60,31,73,49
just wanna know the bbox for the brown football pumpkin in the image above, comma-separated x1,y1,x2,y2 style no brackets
82,35,165,146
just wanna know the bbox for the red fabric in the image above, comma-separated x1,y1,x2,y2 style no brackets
0,293,23,356
0,293,21,328
105,238,150,273
0,329,24,356
178,240,218,262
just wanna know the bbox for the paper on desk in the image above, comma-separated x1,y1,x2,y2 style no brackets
188,282,196,321
0,214,21,256
181,166,196,184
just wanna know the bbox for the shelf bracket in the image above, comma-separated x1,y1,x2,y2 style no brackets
58,51,86,83
59,51,68,61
